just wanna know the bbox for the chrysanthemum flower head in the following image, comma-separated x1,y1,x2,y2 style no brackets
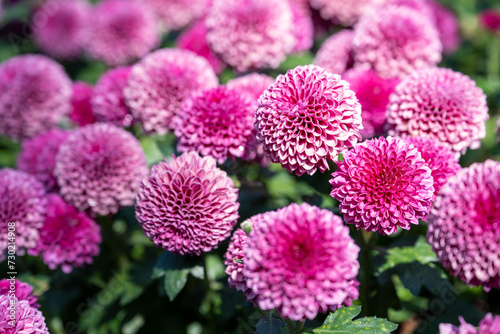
387,67,488,155
290,3,314,52
256,65,362,176
55,123,148,216
0,279,39,307
427,160,500,290
428,1,460,53
480,9,500,33
310,0,388,26
86,0,160,66
32,0,90,59
142,0,211,31
0,295,49,333
70,81,96,127
124,48,218,135
91,66,134,127
135,152,239,255
243,203,360,320
206,0,295,72
330,136,434,235
314,30,354,76
0,169,46,260
0,54,72,140
439,313,500,334
353,6,442,78
17,129,70,192
29,194,101,273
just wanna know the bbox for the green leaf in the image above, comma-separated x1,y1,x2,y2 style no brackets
164,270,189,301
312,306,398,334
397,263,456,297
255,312,286,334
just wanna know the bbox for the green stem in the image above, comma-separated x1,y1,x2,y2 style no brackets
203,254,217,334
487,36,500,81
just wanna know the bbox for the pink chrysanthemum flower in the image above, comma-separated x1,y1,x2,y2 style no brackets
91,67,134,127
290,3,314,52
387,67,488,155
55,123,148,216
29,194,101,273
0,169,46,260
17,129,70,192
174,86,255,164
0,296,49,334
0,54,72,140
135,152,239,255
480,9,500,32
32,0,90,59
243,203,360,321
205,0,295,72
70,82,96,127
310,0,387,26
314,30,354,76
428,1,460,54
404,136,460,196
142,0,211,31
0,279,39,308
177,20,226,74
343,69,399,138
256,65,362,176
124,48,218,135
330,136,434,235
427,160,500,290
353,6,442,78
440,313,500,334
86,0,159,66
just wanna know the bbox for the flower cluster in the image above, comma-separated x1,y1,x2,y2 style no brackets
440,313,500,334
0,279,39,307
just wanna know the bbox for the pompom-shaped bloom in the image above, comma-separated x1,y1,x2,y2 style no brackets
343,69,399,137
91,67,134,127
17,129,70,192
136,152,239,255
206,0,295,72
0,169,46,259
70,82,95,127
387,67,488,155
177,20,226,74
428,1,460,53
353,6,442,78
124,48,218,135
314,30,354,76
427,160,500,290
86,0,159,66
32,0,90,59
404,136,460,196
256,65,362,176
480,9,500,32
290,4,314,52
331,136,434,235
0,296,49,334
310,0,387,26
0,279,39,308
244,203,360,321
55,123,148,216
174,87,255,164
142,0,210,31
0,54,72,139
439,313,500,334
29,194,101,273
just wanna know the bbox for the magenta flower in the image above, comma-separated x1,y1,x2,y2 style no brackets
343,69,399,138
440,313,500,334
0,296,49,334
91,67,134,127
310,0,387,26
226,73,275,103
428,1,460,53
427,160,500,290
17,129,70,192
0,279,39,308
353,6,442,78
135,152,239,255
0,54,72,140
177,20,226,74
142,0,211,31
331,136,434,235
314,30,354,76
174,86,255,164
0,169,46,260
55,123,148,216
205,0,295,72
224,228,254,301
404,136,460,196
387,67,488,155
124,48,218,135
256,65,362,176
86,0,159,66
243,203,360,321
32,0,90,59
29,194,101,273
290,3,314,52
70,82,96,127
480,9,500,32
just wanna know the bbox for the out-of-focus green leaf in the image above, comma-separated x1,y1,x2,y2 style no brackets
164,270,189,301
397,263,456,297
254,312,286,334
